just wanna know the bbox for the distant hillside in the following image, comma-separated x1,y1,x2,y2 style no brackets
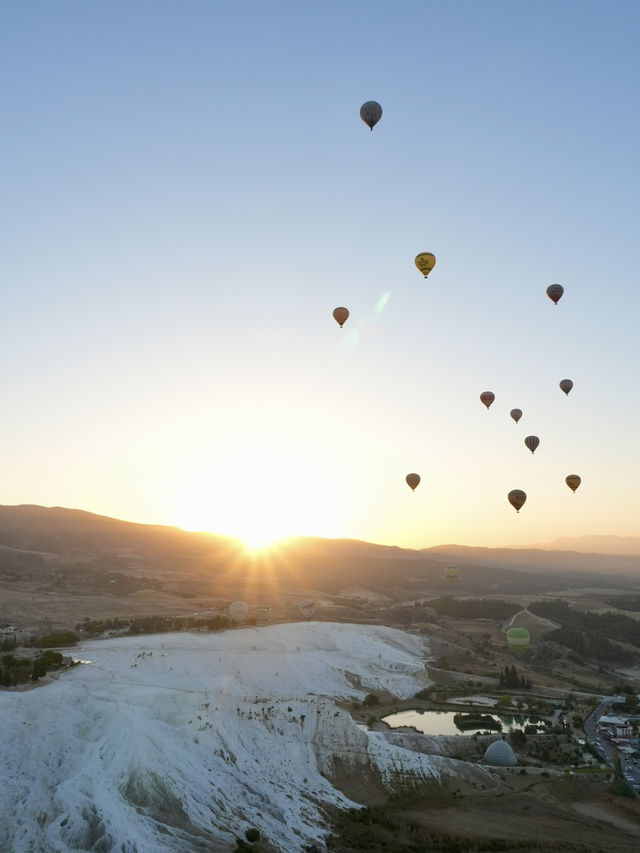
422,543,640,573
531,535,640,556
2,505,640,630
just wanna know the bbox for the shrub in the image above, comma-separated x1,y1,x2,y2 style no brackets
245,828,260,842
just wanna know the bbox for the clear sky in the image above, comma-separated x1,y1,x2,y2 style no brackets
2,0,639,549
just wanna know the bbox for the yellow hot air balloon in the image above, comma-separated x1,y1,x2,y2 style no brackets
360,101,382,130
333,307,349,327
415,252,436,278
546,284,564,304
566,474,581,493
480,391,495,409
510,408,523,423
508,489,527,512
559,379,573,395
406,473,420,491
444,564,458,583
524,435,540,454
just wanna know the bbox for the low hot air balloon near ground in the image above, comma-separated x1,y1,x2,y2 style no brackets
546,284,564,304
444,564,458,583
480,391,495,409
508,489,527,512
229,601,249,623
360,101,382,130
559,379,573,395
406,473,420,491
300,599,316,619
566,474,581,493
415,252,436,278
524,435,540,454
506,627,530,651
510,409,522,423
333,307,349,327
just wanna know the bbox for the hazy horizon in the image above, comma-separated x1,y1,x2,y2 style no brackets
3,1,639,551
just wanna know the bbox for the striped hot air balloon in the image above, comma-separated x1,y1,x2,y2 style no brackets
524,435,540,454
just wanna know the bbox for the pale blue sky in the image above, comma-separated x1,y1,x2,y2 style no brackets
2,1,639,547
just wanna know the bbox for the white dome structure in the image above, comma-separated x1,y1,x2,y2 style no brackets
484,739,517,767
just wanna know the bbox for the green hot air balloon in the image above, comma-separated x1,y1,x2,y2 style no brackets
506,627,530,652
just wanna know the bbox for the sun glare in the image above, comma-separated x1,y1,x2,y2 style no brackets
171,446,340,546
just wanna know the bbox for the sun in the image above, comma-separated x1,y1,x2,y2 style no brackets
170,446,340,547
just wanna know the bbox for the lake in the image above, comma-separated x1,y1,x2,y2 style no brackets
381,708,546,736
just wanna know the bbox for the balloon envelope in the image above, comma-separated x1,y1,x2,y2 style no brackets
415,252,436,278
229,601,249,623
406,473,420,491
480,391,495,409
566,474,581,493
508,489,527,512
559,379,573,395
299,599,316,619
524,435,540,454
510,408,522,423
360,101,382,130
546,284,564,304
444,564,458,583
506,627,530,651
333,307,349,327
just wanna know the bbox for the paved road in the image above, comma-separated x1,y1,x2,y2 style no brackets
583,696,640,791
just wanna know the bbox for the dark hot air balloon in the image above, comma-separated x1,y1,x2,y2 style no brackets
360,101,382,130
508,489,527,512
510,409,522,423
524,435,540,454
480,391,495,409
406,473,420,491
546,284,564,304
559,379,573,395
566,474,581,493
333,307,349,327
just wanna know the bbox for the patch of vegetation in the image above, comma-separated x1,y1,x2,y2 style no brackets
529,599,640,661
454,713,502,732
37,631,79,648
498,665,531,689
427,597,521,620
125,614,231,635
1,650,67,686
605,595,640,612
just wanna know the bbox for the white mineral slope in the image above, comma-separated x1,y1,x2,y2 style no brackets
0,622,488,852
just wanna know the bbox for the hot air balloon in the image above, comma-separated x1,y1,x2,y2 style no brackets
506,627,530,652
360,101,382,130
333,307,349,327
480,391,495,409
406,473,420,491
524,435,540,454
299,599,316,619
415,252,436,278
229,601,249,623
510,409,522,423
546,284,564,305
508,489,527,512
559,379,573,395
566,474,581,493
444,564,458,583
